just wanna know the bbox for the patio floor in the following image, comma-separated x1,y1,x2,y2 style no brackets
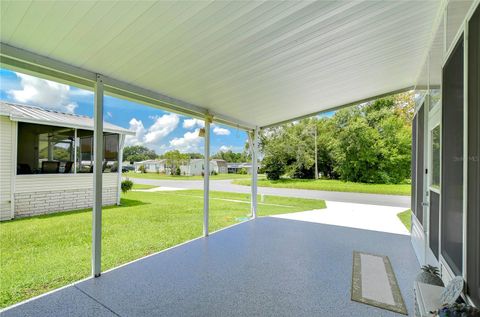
2,217,419,317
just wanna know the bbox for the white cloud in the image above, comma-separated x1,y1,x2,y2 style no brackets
9,73,79,113
125,118,147,146
219,145,232,152
183,118,205,129
213,126,230,136
148,115,159,121
169,128,202,152
125,113,179,147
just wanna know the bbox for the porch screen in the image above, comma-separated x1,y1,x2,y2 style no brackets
415,104,425,225
411,114,417,214
467,5,480,307
429,191,440,259
441,35,464,276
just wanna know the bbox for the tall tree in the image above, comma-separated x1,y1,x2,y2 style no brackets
259,92,414,184
123,145,157,163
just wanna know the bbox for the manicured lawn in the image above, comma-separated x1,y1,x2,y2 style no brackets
397,209,412,232
123,172,264,181
0,190,325,308
232,178,411,196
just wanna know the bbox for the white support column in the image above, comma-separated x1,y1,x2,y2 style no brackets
203,116,211,237
117,134,125,205
251,128,259,219
92,74,104,277
73,129,77,174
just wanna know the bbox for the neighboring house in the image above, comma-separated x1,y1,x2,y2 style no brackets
210,159,228,174
227,162,260,174
134,159,166,173
0,101,134,220
180,159,204,176
179,159,228,176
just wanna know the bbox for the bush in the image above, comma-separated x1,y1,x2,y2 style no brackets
212,170,218,176
238,167,248,175
263,155,285,180
138,165,146,173
121,179,133,194
175,167,181,175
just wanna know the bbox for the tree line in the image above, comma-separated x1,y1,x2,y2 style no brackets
260,93,414,184
123,146,249,164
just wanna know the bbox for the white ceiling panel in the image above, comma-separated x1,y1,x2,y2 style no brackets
0,0,443,128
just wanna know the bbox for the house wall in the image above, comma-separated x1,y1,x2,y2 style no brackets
0,116,14,220
13,173,118,218
411,0,478,305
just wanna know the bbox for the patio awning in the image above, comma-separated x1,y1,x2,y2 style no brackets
0,101,134,135
0,1,442,129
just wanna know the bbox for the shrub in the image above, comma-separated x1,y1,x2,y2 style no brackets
121,179,133,194
138,164,146,173
238,167,248,175
263,155,285,180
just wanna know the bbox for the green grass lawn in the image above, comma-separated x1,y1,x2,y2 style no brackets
0,190,325,308
232,178,411,196
397,209,412,232
123,172,265,181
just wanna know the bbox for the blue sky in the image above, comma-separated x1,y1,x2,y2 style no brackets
0,68,247,155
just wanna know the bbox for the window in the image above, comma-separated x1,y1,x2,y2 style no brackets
17,123,75,174
431,126,440,188
17,124,120,175
467,4,480,307
415,104,425,225
103,134,119,173
76,130,119,173
441,35,464,276
77,130,93,173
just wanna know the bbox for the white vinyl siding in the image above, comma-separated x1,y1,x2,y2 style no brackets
15,173,118,193
0,116,13,220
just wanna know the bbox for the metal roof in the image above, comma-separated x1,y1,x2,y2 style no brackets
0,101,134,135
0,1,444,129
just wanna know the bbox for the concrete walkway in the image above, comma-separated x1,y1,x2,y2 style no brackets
127,178,411,208
271,201,410,235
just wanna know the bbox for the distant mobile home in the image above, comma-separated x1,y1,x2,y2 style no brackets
180,159,228,176
134,159,167,173
0,102,134,220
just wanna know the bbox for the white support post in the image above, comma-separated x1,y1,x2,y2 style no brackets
73,129,77,174
117,134,125,206
92,74,104,277
251,128,259,219
203,116,211,237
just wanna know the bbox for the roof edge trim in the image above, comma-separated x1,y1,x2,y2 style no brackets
0,43,255,131
261,86,414,129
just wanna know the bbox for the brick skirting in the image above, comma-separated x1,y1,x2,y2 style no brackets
14,187,117,218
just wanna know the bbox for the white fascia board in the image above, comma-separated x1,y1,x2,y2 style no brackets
0,43,255,131
261,86,414,129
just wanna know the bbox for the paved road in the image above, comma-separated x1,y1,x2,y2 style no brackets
127,178,411,208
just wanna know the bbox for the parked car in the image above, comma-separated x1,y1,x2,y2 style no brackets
122,165,135,173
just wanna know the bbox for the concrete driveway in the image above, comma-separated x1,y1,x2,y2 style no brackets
271,201,410,235
126,177,411,208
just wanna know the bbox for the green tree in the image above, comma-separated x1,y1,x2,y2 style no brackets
211,150,247,163
163,150,189,174
123,145,157,163
259,92,414,184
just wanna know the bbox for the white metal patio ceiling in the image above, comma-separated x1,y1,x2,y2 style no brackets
0,1,441,129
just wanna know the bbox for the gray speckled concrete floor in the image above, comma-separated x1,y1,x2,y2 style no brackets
1,217,419,317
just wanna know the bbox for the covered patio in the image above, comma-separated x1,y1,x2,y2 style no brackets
2,217,418,317
1,0,479,315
